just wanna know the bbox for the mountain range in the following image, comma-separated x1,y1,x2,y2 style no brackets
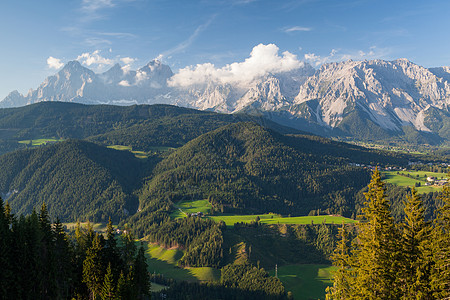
3,58,450,144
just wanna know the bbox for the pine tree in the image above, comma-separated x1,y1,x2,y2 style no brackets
0,197,12,298
116,271,128,300
351,168,401,299
399,187,432,299
83,234,105,299
38,202,58,298
431,175,450,298
104,217,123,282
101,263,115,300
326,223,352,300
133,244,151,299
53,218,73,299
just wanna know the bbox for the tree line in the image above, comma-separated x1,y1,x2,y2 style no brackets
0,200,150,299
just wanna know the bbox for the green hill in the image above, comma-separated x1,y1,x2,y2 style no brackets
130,122,379,238
0,139,155,222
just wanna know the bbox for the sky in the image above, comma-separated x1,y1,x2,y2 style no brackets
1,0,450,99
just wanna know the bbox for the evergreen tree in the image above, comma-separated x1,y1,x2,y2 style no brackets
83,234,105,299
101,263,115,300
399,187,432,299
38,202,58,298
133,244,151,299
53,218,73,299
431,176,450,298
104,217,123,281
350,168,401,299
326,223,352,300
0,197,12,297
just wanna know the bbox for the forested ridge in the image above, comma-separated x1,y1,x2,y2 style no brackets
0,139,157,222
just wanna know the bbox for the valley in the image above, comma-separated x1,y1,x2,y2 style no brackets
0,101,448,299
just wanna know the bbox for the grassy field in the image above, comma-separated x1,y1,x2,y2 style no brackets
18,138,64,146
145,243,220,282
268,264,335,300
63,221,109,232
150,282,167,293
383,171,447,193
107,144,149,158
107,144,174,158
171,200,356,225
208,214,357,226
170,199,212,218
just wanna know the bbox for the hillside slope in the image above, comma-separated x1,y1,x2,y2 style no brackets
0,139,153,221
131,122,389,235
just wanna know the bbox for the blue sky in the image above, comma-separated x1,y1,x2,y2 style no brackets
1,0,449,99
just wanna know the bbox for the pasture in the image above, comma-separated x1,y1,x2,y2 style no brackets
18,138,64,146
382,170,446,193
170,199,212,218
269,264,336,300
145,243,220,282
208,214,357,226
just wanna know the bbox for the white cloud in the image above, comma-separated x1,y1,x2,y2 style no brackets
169,43,304,88
135,70,148,83
81,0,115,13
77,50,114,68
304,46,390,66
118,80,131,87
284,26,312,33
120,57,135,65
162,16,215,58
47,56,64,69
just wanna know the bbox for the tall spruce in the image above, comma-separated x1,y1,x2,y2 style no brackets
83,234,105,299
326,223,352,300
101,263,115,300
399,187,432,299
431,175,450,298
351,168,400,299
133,244,151,299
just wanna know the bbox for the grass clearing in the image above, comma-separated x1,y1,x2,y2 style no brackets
269,264,335,300
383,171,446,193
144,243,220,282
107,144,175,158
208,214,357,226
107,144,149,159
63,222,109,232
171,199,212,218
150,282,167,292
18,138,64,146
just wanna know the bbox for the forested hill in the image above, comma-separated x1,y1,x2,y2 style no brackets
0,101,302,154
131,122,404,235
0,139,155,222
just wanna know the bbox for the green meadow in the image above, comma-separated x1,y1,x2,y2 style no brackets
269,264,335,300
144,243,220,282
383,170,447,193
208,214,357,226
107,144,174,158
170,199,212,218
18,138,64,146
171,199,356,225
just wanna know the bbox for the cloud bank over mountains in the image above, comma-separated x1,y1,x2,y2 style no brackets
168,44,304,88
